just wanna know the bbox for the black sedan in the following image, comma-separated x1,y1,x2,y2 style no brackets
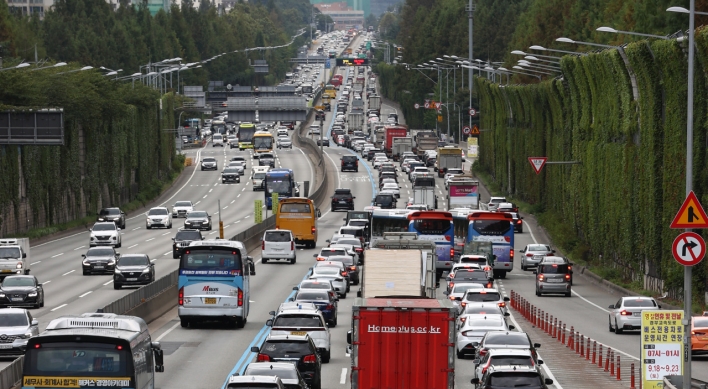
97,207,126,229
221,167,241,184
184,211,212,231
82,247,119,275
113,254,155,290
0,275,44,309
317,138,330,147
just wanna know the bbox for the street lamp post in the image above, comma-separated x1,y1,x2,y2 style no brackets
529,45,587,56
555,37,616,49
0,62,30,72
596,26,669,40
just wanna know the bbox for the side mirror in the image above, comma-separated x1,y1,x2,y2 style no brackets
533,343,541,348
508,325,516,330
552,250,556,253
151,342,165,373
504,312,510,317
472,359,480,364
470,378,480,385
519,249,525,253
288,297,294,302
268,311,276,316
503,297,510,302
266,319,273,327
538,359,544,365
81,254,86,259
545,379,553,385
293,286,299,290
171,238,175,241
117,228,121,231
442,291,449,296
31,319,38,326
249,262,256,276
313,254,318,258
317,209,322,218
251,346,260,353
326,240,331,243
658,304,662,309
446,277,452,281
347,330,352,344
532,271,537,275
608,304,614,309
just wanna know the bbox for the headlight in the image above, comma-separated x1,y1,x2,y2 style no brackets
16,263,22,269
91,236,96,241
108,259,115,265
28,291,37,297
114,269,122,274
82,260,90,266
112,236,116,240
24,332,33,339
0,293,5,298
185,220,192,224
142,268,151,273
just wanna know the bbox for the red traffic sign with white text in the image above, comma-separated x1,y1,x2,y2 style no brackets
672,231,705,266
528,157,547,175
670,191,708,229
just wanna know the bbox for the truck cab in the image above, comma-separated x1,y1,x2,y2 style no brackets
0,239,30,277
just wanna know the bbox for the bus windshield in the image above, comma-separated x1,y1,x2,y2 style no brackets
472,219,511,235
266,178,292,195
180,250,242,275
413,219,450,235
281,203,311,213
238,125,255,143
253,136,273,150
25,341,130,377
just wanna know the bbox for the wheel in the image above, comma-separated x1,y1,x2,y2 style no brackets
353,279,359,285
146,224,151,229
457,350,464,359
565,291,571,297
208,225,212,231
33,303,40,309
290,257,296,264
83,270,89,276
262,258,269,264
180,318,190,328
500,272,507,279
168,222,173,229
340,293,347,299
234,318,245,329
535,288,541,296
521,264,526,271
116,242,121,248
615,320,623,334
222,180,226,184
322,350,331,363
609,318,615,332
114,283,122,290
40,299,44,308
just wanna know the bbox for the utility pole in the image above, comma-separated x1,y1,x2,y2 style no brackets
467,0,475,130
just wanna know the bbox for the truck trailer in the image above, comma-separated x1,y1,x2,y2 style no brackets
436,147,462,176
348,298,456,389
391,137,414,162
383,125,408,158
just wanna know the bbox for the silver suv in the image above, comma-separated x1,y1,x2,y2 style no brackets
0,308,39,356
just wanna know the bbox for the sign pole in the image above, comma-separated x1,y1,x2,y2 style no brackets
685,1,696,386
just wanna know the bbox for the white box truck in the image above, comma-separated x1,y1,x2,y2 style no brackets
0,238,31,277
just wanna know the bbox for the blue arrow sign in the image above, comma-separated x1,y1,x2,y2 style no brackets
325,59,331,69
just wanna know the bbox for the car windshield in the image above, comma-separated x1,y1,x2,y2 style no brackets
175,202,192,207
187,211,208,218
203,158,216,162
296,291,330,301
453,271,488,280
175,231,201,241
260,341,312,358
466,292,501,302
0,313,28,327
695,318,708,327
300,282,331,290
244,367,298,380
99,209,120,216
0,247,21,259
265,231,291,242
148,208,168,216
489,373,542,386
337,239,361,247
2,277,34,287
319,249,345,257
313,267,340,275
92,223,116,231
624,299,657,308
539,264,569,274
273,315,323,327
453,284,483,293
118,256,149,266
485,333,530,346
86,248,114,257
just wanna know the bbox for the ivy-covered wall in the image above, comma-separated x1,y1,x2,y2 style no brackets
476,27,708,298
0,68,180,236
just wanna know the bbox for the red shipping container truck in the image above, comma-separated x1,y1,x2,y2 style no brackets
383,125,409,158
348,298,456,389
331,74,344,88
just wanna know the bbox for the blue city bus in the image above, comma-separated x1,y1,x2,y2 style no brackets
467,211,515,278
407,211,454,278
178,240,255,328
265,168,297,209
369,209,412,247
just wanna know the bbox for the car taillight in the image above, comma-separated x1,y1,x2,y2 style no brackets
459,316,467,323
325,304,334,310
355,248,363,253
303,354,317,363
341,161,344,166
311,227,316,233
565,274,571,281
262,241,265,250
547,253,554,256
620,310,631,316
526,253,533,257
449,296,456,301
341,271,348,276
486,283,493,288
460,302,467,308
498,302,506,308
482,358,492,374
479,349,488,356
291,241,295,251
257,354,271,362
450,247,454,257
449,282,455,289
538,275,544,281
238,288,243,307
349,266,356,271
510,249,514,259
178,287,184,306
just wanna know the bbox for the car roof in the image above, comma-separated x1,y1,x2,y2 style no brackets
0,307,29,314
464,288,501,295
227,375,283,385
486,348,534,357
621,296,655,301
539,257,568,265
487,365,539,374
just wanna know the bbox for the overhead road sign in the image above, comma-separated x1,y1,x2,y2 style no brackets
335,58,369,66
672,232,705,266
528,157,547,174
670,190,708,229
0,109,65,145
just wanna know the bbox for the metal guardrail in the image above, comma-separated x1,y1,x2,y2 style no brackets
1,356,22,389
101,270,179,314
664,375,708,389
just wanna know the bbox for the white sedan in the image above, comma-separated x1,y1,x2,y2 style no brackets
373,157,388,169
381,183,400,197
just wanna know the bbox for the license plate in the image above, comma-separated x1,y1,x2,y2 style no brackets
291,331,307,336
339,201,346,204
11,298,23,302
634,312,641,317
0,344,12,349
533,255,542,260
127,278,138,281
204,298,217,304
94,266,104,269
547,279,563,283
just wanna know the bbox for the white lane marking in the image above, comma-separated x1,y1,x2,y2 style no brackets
235,220,241,223
146,238,155,242
157,146,206,208
132,227,141,231
340,368,347,384
195,201,201,205
162,232,171,236
79,291,92,298
237,194,241,198
231,200,235,204
51,304,67,312
32,231,88,249
31,261,41,265
74,246,85,251
295,147,315,185
163,252,171,256
62,270,75,276
203,195,208,199
103,280,113,285
128,244,138,249
43,280,51,284
209,189,213,193
223,206,229,209
151,258,158,262
155,321,181,342
209,231,218,235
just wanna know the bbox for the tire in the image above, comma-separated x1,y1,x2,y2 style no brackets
500,272,507,279
340,292,347,299
234,318,245,329
222,180,226,184
180,318,190,328
353,279,359,285
521,264,526,271
290,257,296,264
40,299,44,308
609,318,615,332
83,270,89,276
33,303,40,309
565,291,571,297
535,288,541,296
262,258,269,264
322,350,331,363
208,225,212,231
615,320,623,334
457,350,464,359
146,224,151,229
114,283,121,290
116,242,121,248
168,223,173,229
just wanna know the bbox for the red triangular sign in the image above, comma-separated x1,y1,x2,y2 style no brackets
528,157,547,175
670,190,708,229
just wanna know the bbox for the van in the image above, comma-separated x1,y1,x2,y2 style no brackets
276,197,320,248
261,229,296,264
212,133,224,147
251,166,270,191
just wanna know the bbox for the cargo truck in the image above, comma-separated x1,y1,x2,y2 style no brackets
347,298,456,389
447,177,480,209
391,137,413,161
368,95,381,115
383,125,408,158
416,136,439,158
412,176,437,210
347,113,365,133
369,235,438,298
436,147,462,176
0,238,31,277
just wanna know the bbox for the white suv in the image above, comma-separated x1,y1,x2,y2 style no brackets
212,133,224,147
89,222,122,248
487,197,507,211
172,201,194,218
145,207,172,229
261,229,296,264
268,302,332,362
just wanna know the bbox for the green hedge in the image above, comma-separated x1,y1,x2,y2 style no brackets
476,27,708,297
